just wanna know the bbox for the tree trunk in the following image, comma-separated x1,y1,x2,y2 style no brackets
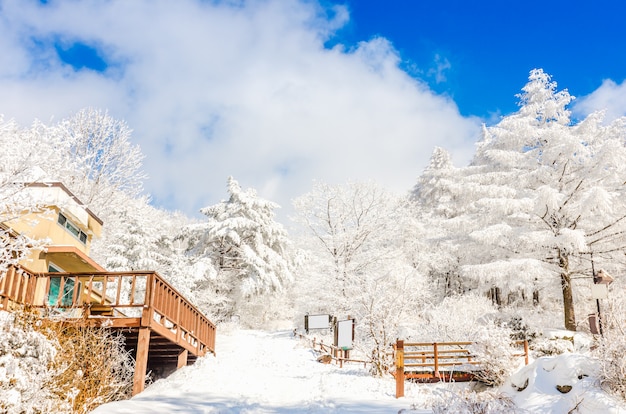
532,289,539,306
560,271,576,331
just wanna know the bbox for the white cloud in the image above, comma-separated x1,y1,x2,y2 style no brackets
0,0,481,222
573,79,626,123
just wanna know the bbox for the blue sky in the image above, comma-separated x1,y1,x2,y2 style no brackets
332,0,626,120
1,0,625,221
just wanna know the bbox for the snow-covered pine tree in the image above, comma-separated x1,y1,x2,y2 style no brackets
413,69,626,331
473,69,626,330
182,177,295,324
100,196,175,273
409,147,471,299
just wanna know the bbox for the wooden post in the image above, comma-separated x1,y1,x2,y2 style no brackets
433,343,439,379
395,340,404,398
524,339,529,365
0,266,10,309
132,327,151,396
177,348,188,369
194,307,201,355
175,295,182,344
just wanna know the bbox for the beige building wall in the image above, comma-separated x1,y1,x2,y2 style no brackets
2,182,104,273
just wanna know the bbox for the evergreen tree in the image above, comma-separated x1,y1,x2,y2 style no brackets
183,177,294,323
412,69,626,331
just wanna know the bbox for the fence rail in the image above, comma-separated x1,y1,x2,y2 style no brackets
394,339,529,398
0,265,216,356
295,332,368,368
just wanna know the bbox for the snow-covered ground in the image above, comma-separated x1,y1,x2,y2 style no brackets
90,328,626,413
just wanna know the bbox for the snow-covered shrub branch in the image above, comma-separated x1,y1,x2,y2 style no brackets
593,291,626,401
429,389,520,414
0,310,62,414
1,309,134,414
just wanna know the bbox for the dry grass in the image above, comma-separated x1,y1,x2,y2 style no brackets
12,307,134,413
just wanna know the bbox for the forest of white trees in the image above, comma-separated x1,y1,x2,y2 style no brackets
1,70,626,391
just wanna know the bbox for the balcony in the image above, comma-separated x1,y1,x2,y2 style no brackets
0,265,216,395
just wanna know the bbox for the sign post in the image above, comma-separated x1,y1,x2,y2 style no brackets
591,268,614,336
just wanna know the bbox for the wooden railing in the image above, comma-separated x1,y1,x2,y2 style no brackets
295,332,368,368
0,266,216,356
0,266,34,309
394,339,529,398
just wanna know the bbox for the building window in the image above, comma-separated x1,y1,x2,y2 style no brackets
57,212,88,244
47,276,77,307
48,263,63,272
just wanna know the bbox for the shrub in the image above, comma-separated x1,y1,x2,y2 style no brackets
592,293,626,401
469,325,521,387
0,310,62,414
39,317,134,413
429,389,520,414
1,308,134,414
529,336,573,358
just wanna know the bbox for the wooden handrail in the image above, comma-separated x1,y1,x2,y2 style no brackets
0,265,216,356
394,339,529,398
294,332,368,368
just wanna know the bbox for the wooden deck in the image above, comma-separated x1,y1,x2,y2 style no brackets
0,265,216,395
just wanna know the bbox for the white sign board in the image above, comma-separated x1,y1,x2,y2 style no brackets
336,319,354,350
591,284,608,299
306,314,330,332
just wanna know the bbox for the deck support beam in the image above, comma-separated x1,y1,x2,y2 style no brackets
177,348,188,369
132,327,151,396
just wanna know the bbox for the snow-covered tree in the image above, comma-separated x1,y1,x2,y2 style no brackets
293,181,407,306
293,180,427,375
100,196,175,273
412,69,626,331
54,108,146,210
473,69,626,330
0,117,54,274
182,177,295,323
409,148,470,298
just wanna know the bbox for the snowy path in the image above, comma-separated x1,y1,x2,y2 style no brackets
90,329,425,413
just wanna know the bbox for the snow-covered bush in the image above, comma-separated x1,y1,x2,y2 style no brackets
0,310,65,414
40,317,134,413
529,336,574,358
469,326,521,387
429,389,520,414
593,293,626,401
0,309,134,414
593,338,626,401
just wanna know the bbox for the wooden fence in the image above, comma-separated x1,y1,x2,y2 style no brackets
394,339,529,398
295,332,367,368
